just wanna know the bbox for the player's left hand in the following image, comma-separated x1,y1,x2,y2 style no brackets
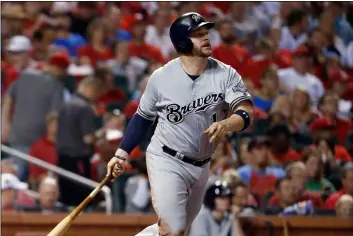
204,121,226,143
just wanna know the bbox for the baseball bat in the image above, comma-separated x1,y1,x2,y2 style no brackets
47,175,111,236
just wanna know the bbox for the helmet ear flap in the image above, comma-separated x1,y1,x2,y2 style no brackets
176,37,193,54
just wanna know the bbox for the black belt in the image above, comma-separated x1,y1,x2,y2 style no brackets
162,146,211,167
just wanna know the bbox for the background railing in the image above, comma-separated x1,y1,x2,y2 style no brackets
1,144,113,214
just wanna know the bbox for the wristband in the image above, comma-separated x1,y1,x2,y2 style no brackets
113,155,127,162
234,109,250,132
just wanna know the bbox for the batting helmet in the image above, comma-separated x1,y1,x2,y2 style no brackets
203,180,232,210
169,12,215,54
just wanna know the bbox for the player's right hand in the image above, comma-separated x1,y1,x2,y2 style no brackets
204,121,226,143
106,157,127,181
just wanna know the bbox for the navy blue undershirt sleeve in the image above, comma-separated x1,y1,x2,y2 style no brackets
119,113,154,155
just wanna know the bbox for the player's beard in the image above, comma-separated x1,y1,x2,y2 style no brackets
193,45,212,58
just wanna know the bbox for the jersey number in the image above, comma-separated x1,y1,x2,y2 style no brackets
211,112,217,122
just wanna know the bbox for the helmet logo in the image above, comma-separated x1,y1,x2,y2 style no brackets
192,14,201,22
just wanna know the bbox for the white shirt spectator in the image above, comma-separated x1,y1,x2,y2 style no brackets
278,67,325,104
338,99,352,120
279,26,308,51
145,25,174,59
342,41,353,68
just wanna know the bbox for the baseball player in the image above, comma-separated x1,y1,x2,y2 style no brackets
189,181,245,236
107,12,254,236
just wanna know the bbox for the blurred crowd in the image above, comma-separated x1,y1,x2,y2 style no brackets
1,1,353,221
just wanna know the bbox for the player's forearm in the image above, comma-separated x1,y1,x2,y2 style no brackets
220,102,253,133
115,113,154,159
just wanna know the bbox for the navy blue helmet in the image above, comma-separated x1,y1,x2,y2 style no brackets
203,181,232,210
169,12,215,54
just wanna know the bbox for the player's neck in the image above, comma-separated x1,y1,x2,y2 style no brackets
180,56,208,76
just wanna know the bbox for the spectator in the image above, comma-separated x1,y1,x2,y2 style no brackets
237,136,285,206
18,176,67,213
221,169,241,189
311,134,352,184
101,4,131,43
69,2,97,38
94,66,127,114
228,2,260,52
104,107,127,133
278,46,325,105
2,35,39,94
327,2,353,46
290,87,317,133
1,159,18,175
31,30,51,62
51,6,87,58
56,77,105,206
78,19,113,67
124,158,154,214
279,9,309,51
1,51,70,181
328,70,353,120
91,129,123,182
123,73,150,119
316,91,353,144
325,162,353,209
144,8,174,60
212,18,249,76
318,11,345,58
28,112,58,189
230,181,257,215
107,40,148,94
1,4,26,37
335,194,353,218
264,177,296,215
253,65,279,112
268,122,300,166
189,181,245,236
241,78,268,125
268,161,324,209
268,95,292,122
342,40,353,68
304,28,327,79
237,138,252,167
301,148,336,195
1,173,28,212
128,20,165,64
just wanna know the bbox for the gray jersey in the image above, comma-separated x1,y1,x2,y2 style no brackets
138,57,251,160
189,207,236,236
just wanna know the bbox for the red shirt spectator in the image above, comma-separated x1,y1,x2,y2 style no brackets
28,112,58,181
124,99,140,119
316,92,353,144
213,44,249,76
128,43,165,64
335,146,352,162
271,148,301,166
306,144,352,162
325,163,353,209
78,18,113,67
325,190,345,209
268,191,324,209
268,122,301,166
28,137,57,179
78,44,113,67
128,19,165,64
243,40,292,88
